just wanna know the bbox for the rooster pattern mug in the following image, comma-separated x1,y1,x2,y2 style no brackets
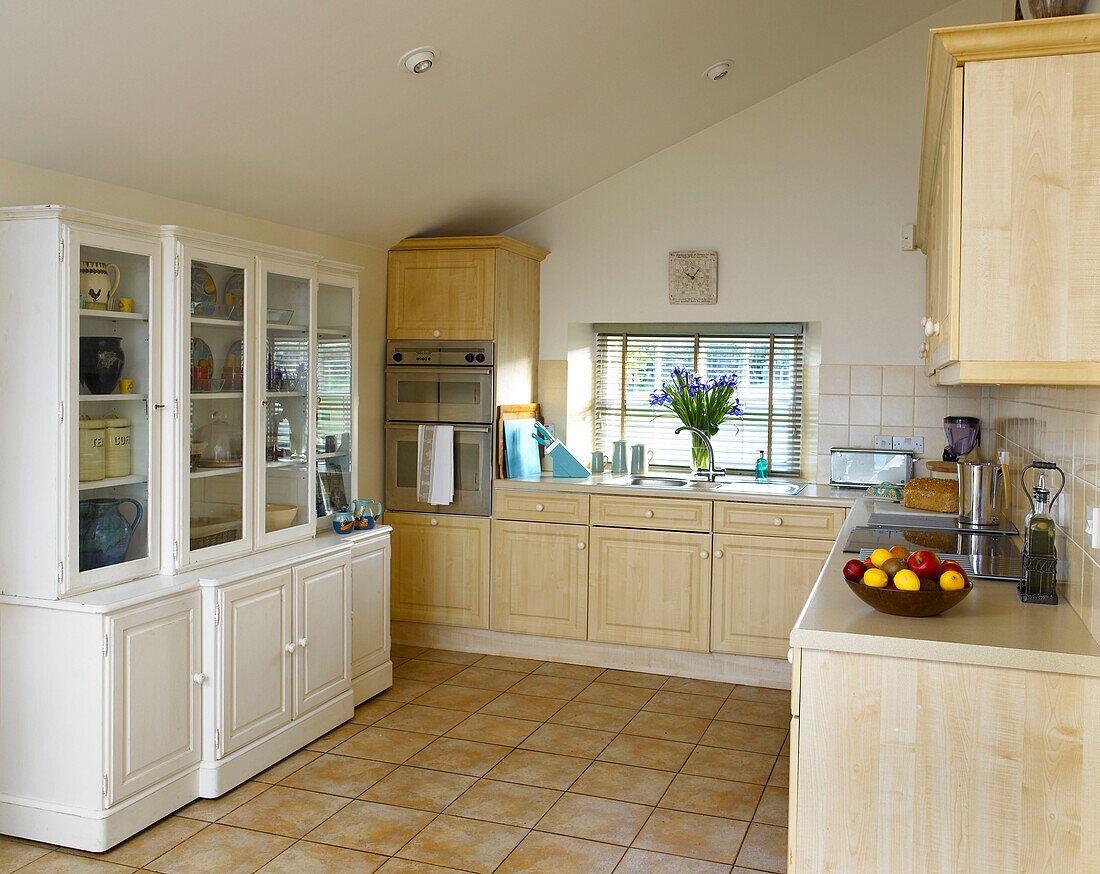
80,261,121,310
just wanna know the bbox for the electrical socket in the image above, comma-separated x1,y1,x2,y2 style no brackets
892,436,924,454
874,435,892,450
1088,507,1100,551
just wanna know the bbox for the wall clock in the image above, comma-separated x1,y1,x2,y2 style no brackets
669,251,718,304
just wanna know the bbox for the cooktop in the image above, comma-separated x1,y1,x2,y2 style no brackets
843,525,1022,582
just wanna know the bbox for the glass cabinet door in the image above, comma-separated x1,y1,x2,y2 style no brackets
72,229,161,589
258,260,315,544
315,279,355,521
184,247,251,564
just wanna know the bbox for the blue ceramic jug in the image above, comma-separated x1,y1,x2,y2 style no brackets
352,498,382,530
79,497,143,571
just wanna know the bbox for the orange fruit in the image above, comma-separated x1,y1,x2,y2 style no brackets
863,568,889,588
890,546,911,561
939,570,966,591
894,569,921,591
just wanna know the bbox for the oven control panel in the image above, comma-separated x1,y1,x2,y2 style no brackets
387,340,494,367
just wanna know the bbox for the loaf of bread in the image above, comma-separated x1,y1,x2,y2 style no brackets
903,477,959,513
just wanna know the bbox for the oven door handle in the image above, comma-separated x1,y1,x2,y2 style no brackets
385,424,492,433
451,425,492,433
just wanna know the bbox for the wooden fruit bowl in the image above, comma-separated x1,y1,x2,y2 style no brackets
845,578,973,617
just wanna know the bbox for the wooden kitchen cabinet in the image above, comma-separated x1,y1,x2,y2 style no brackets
491,519,588,639
588,527,712,652
389,512,490,628
711,534,832,659
917,17,1100,385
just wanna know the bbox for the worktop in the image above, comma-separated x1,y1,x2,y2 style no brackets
791,499,1100,676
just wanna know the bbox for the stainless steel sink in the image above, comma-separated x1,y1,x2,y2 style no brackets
601,475,691,488
716,480,805,496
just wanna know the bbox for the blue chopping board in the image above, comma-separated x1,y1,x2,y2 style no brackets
503,418,542,478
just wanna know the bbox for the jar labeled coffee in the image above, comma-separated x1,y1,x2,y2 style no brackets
105,416,131,478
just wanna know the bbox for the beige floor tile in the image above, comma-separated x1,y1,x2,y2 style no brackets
550,701,636,732
729,685,790,707
280,754,394,797
254,749,322,783
570,761,675,806
520,722,616,758
508,674,591,700
536,792,652,845
736,823,787,873
769,756,790,789
178,781,268,821
682,746,777,785
445,666,526,692
444,779,561,828
497,831,625,874
406,737,512,777
754,786,788,827
615,848,733,873
597,669,668,689
390,644,428,659
360,766,476,812
715,699,790,729
350,698,405,725
418,648,483,666
534,662,604,681
394,660,465,684
375,704,469,735
780,734,791,757
397,814,526,874
219,785,348,838
411,683,501,713
19,854,133,874
474,654,544,673
660,677,735,699
146,824,292,874
304,800,434,855
623,710,709,744
699,721,786,756
644,690,723,719
659,774,762,821
447,712,540,746
479,692,565,722
375,859,469,874
0,836,50,872
633,809,747,865
257,840,387,873
83,816,205,867
306,722,366,752
598,734,693,772
374,677,437,702
488,748,591,790
331,727,436,764
575,682,655,710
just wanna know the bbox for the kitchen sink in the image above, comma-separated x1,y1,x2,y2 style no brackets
601,475,692,488
716,480,805,495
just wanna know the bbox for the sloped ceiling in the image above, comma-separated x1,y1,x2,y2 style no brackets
0,0,958,248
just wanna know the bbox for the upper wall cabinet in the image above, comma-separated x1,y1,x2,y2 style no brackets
386,236,548,341
917,16,1100,385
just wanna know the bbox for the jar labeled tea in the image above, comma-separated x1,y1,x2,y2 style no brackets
79,417,106,482
105,416,132,478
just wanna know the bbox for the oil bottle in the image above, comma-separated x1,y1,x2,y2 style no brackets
1019,461,1065,604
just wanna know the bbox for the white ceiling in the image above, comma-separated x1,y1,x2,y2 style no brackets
0,1,957,248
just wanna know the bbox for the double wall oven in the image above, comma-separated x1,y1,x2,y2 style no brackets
384,340,494,516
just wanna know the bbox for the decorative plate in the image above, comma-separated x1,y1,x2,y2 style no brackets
223,339,243,371
223,269,244,317
191,264,217,316
191,337,213,391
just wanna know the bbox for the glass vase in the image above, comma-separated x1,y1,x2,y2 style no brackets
691,433,710,472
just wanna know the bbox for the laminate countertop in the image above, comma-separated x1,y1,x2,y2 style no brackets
791,499,1100,677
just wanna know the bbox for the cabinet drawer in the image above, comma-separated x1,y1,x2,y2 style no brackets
590,495,711,532
494,490,589,524
714,502,845,540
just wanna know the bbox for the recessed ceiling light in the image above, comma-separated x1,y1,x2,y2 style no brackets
703,60,734,81
400,47,437,74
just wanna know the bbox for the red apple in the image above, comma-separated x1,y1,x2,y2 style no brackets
843,559,866,582
863,557,875,570
907,550,942,578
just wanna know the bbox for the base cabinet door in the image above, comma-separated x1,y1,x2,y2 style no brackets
588,527,711,652
711,534,831,659
107,593,201,805
351,540,391,679
390,513,490,628
491,520,588,639
217,571,294,757
293,554,350,716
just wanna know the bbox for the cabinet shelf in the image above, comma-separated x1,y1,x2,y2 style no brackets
190,466,243,479
317,328,350,338
78,474,147,491
267,459,307,469
79,393,147,402
265,391,307,398
316,451,351,460
191,391,243,400
191,317,244,328
79,310,148,323
266,322,309,333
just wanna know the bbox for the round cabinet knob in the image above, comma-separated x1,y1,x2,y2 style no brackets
920,316,929,328
285,642,296,654
644,510,654,518
918,342,928,359
432,329,441,338
933,321,941,336
429,517,438,526
577,541,586,550
534,503,544,512
714,550,724,559
298,637,309,648
787,648,794,664
192,672,206,684
700,550,709,559
923,320,935,337
773,517,784,526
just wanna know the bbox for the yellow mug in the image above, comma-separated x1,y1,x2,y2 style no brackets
115,298,134,313
118,379,134,394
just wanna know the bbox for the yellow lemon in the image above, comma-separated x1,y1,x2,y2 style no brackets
863,568,889,588
869,548,894,569
939,570,966,591
894,569,921,591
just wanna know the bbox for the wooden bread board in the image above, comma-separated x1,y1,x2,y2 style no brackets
496,404,542,478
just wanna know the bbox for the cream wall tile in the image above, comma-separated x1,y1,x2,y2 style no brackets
881,366,915,396
914,395,947,427
818,395,849,426
849,425,878,447
818,425,849,451
849,365,882,396
849,396,881,428
881,397,914,429
819,365,850,395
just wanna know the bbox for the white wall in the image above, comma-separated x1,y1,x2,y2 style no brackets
507,0,1001,367
0,158,388,500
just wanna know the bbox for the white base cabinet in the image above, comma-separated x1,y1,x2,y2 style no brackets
350,538,392,703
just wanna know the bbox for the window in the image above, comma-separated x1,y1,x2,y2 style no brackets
316,336,352,446
593,325,804,475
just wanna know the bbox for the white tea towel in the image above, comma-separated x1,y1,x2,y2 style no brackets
417,424,455,506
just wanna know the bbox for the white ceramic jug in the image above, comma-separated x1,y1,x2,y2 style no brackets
80,261,120,310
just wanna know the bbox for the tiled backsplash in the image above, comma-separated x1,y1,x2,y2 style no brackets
816,364,982,484
984,386,1100,642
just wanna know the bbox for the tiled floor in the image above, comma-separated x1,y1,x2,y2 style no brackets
0,647,790,873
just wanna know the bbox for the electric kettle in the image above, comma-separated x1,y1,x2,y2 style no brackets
957,461,1004,527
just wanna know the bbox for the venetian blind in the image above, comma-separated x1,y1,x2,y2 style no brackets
593,325,804,475
317,337,352,444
